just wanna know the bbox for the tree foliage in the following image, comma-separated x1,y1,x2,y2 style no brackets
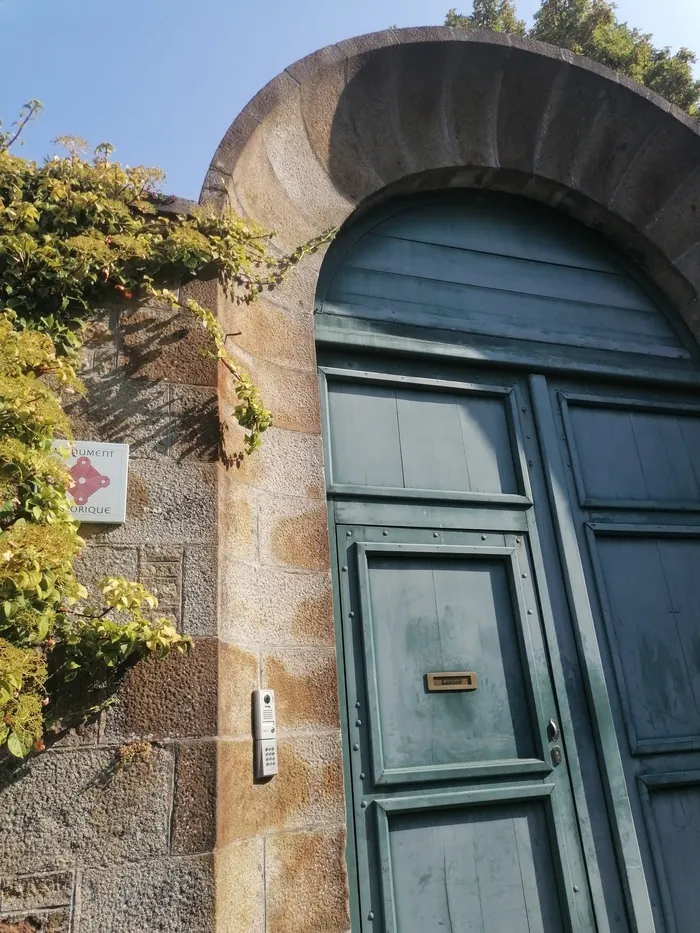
446,0,700,115
0,102,328,758
446,1,525,35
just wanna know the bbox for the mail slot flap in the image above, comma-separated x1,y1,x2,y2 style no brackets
426,671,478,692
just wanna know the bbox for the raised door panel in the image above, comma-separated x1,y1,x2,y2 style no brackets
587,529,700,754
357,543,544,783
384,793,568,933
323,369,527,502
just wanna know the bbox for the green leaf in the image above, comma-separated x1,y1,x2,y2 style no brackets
7,732,26,758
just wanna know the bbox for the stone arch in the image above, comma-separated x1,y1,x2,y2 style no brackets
205,28,700,931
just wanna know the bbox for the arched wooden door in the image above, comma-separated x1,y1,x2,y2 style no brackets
315,193,700,933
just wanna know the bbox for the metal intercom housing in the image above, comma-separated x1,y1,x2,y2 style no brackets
253,689,278,778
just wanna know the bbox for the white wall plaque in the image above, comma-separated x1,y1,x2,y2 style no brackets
53,441,129,524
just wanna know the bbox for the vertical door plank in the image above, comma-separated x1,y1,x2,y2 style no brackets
567,405,649,502
397,391,472,491
457,396,518,494
368,557,441,770
328,381,404,487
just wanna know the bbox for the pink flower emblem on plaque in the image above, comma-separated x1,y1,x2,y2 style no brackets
69,456,111,505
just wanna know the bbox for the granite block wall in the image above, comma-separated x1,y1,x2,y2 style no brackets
0,287,219,932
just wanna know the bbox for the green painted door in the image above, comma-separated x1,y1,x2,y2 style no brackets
532,376,700,933
318,194,700,933
325,368,598,933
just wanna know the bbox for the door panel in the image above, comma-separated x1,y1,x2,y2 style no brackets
322,369,530,503
337,524,596,933
356,542,547,782
543,379,700,933
384,792,567,933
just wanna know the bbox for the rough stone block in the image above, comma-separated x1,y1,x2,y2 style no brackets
79,309,120,377
243,359,320,434
221,298,317,370
0,747,173,873
0,873,73,912
81,459,217,547
120,304,217,386
76,855,214,933
172,741,216,855
104,638,217,741
182,546,218,637
219,642,259,738
139,545,182,624
498,49,567,174
218,477,258,564
169,385,219,462
258,495,330,571
0,907,70,932
217,732,345,845
235,428,325,500
232,124,322,254
299,59,384,207
215,839,264,933
262,648,339,732
74,546,139,603
644,166,700,262
263,86,354,232
265,827,349,933
65,374,171,459
535,66,610,187
220,562,334,647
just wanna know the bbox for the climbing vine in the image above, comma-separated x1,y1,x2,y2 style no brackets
0,101,332,759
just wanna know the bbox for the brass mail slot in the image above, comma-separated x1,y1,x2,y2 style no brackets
426,671,478,692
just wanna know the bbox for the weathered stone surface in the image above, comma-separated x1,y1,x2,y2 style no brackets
236,358,321,434
81,458,217,546
0,747,173,873
170,385,219,461
611,121,700,230
65,375,171,459
644,166,700,262
220,562,334,647
104,638,217,741
172,741,216,855
219,642,259,738
120,304,217,386
258,495,330,571
217,732,345,845
222,297,317,370
218,474,258,563
74,546,139,603
0,873,73,912
76,855,214,933
265,827,349,933
215,839,264,933
182,545,218,636
497,49,567,174
262,648,339,732
299,59,384,207
0,907,70,932
79,309,120,377
139,545,182,622
235,428,325,500
232,124,320,253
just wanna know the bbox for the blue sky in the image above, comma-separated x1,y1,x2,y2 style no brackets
2,0,698,200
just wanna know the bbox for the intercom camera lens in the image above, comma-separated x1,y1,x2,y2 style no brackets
263,694,271,704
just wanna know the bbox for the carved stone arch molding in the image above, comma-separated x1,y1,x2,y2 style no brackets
205,28,700,932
